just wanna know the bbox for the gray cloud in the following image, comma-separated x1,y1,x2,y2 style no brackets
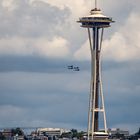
103,61,140,132
0,70,89,129
0,56,90,72
0,59,140,132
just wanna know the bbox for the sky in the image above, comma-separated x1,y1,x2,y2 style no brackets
0,0,140,134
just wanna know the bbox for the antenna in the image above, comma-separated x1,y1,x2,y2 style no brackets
95,0,97,8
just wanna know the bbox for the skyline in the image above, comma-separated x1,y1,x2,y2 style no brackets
0,0,140,134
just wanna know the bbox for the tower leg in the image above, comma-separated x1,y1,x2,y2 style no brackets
87,27,108,140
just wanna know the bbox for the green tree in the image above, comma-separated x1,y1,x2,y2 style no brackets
71,129,78,138
60,132,72,138
77,131,85,139
11,128,24,136
0,132,6,140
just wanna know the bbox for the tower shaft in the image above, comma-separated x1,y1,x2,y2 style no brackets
88,27,107,140
93,27,99,132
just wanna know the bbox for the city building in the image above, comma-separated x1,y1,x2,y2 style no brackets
2,129,12,139
37,128,70,136
108,128,129,139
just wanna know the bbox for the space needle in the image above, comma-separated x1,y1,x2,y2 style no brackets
78,0,114,140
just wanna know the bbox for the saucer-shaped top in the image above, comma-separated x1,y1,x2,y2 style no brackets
78,8,114,28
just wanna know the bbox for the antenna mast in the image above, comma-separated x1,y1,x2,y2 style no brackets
95,0,97,8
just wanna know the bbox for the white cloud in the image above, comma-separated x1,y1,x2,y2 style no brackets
0,36,70,58
102,12,140,62
1,0,17,11
74,40,90,61
33,0,90,16
33,36,70,58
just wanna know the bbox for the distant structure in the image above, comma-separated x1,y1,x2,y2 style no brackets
108,128,129,139
78,0,114,140
37,128,70,136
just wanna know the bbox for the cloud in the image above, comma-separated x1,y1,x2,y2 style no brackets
34,0,90,16
0,55,90,73
0,36,70,58
74,40,90,61
0,105,28,127
0,71,89,129
0,0,140,61
103,61,140,133
1,0,18,11
0,0,71,58
0,0,89,60
102,12,140,62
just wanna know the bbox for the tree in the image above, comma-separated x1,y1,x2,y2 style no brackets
0,132,6,140
137,128,140,135
77,131,85,139
71,129,78,138
71,129,85,139
60,132,72,138
11,127,24,136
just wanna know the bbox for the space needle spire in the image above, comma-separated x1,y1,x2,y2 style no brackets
95,0,97,8
78,0,114,140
